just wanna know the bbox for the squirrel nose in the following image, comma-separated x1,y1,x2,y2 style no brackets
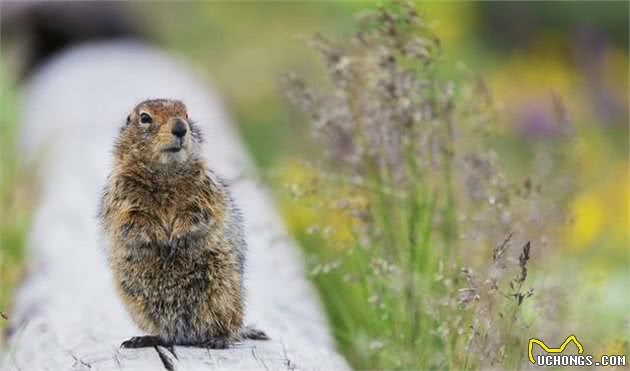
172,119,187,138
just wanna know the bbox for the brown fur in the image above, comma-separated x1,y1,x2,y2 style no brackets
99,99,267,348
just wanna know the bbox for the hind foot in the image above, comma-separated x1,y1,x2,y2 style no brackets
121,335,170,348
240,325,269,340
200,336,231,349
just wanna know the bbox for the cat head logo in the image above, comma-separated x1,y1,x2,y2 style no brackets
528,335,584,364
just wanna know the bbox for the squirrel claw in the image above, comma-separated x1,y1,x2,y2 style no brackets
167,234,191,260
166,239,178,260
240,326,269,341
121,335,166,348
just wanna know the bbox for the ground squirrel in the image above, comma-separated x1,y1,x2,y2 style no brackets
99,99,267,349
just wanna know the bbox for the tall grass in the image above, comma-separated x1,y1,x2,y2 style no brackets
281,2,568,369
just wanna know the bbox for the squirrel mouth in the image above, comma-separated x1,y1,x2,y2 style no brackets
164,146,182,153
163,138,185,153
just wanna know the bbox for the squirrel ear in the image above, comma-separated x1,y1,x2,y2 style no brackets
126,114,131,125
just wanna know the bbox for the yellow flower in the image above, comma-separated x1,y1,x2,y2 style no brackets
567,191,604,250
600,167,629,249
421,2,475,49
565,164,629,252
274,159,367,248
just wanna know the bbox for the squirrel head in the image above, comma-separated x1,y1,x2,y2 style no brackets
116,99,204,166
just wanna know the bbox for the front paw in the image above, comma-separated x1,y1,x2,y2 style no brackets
166,234,192,260
166,237,181,260
171,215,212,240
121,224,153,245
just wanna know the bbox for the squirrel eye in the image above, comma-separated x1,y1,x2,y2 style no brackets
140,113,153,124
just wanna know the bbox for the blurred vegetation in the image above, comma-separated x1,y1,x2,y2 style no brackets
0,60,33,337
279,3,586,368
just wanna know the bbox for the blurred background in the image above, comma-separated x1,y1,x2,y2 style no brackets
1,1,628,369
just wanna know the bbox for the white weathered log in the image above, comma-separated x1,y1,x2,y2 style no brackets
1,41,348,371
